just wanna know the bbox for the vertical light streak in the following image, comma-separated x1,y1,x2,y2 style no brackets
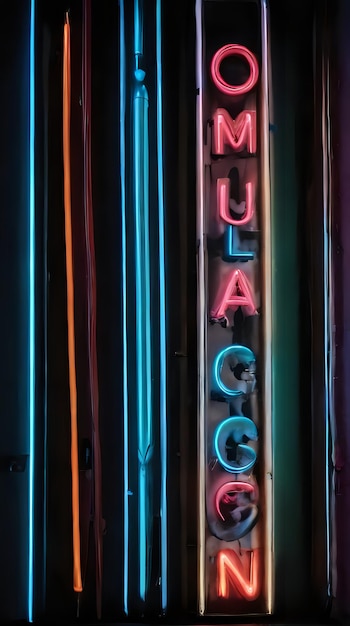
321,46,332,598
119,0,129,615
133,0,153,603
28,0,35,620
63,14,82,594
195,0,206,615
156,0,167,612
134,0,143,56
260,0,273,613
133,75,152,603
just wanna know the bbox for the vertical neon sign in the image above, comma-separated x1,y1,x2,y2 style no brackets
196,0,272,615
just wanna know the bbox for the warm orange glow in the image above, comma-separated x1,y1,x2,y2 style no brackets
63,13,82,594
217,548,261,600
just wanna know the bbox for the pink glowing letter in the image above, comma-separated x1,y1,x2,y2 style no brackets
210,269,257,320
217,549,261,600
212,109,256,155
210,44,259,96
217,178,255,226
215,481,257,521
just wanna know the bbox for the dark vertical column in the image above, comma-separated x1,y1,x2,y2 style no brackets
0,1,31,621
308,0,333,616
162,0,197,616
270,0,315,618
91,1,123,619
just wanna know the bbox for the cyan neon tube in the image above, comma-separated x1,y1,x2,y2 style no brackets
133,71,153,605
224,226,255,262
119,0,129,615
156,0,167,612
133,0,153,603
28,0,35,620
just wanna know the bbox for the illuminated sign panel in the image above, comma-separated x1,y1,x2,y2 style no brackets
196,0,272,615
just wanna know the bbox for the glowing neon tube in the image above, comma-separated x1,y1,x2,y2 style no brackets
213,416,258,473
217,179,255,226
210,268,257,321
119,0,129,615
224,226,255,262
156,0,168,612
82,0,103,617
212,345,256,400
211,108,256,155
215,481,257,521
28,0,35,620
63,13,82,594
210,44,259,96
217,549,261,600
133,0,153,601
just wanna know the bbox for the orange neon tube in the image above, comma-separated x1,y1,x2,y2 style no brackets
217,548,260,600
63,13,82,593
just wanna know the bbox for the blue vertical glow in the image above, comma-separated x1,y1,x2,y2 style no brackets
134,0,143,57
134,77,152,603
119,0,129,615
322,52,331,597
156,0,167,612
28,0,36,621
133,0,153,604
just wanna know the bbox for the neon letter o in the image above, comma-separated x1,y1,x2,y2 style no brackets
210,44,259,96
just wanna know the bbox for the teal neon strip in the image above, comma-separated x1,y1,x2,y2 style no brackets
28,0,36,621
133,0,153,603
156,0,167,612
133,79,152,602
134,0,143,57
119,0,129,615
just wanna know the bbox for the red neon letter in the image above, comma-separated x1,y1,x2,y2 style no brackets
210,269,257,320
212,109,256,155
217,178,255,226
215,481,257,521
210,44,259,96
217,548,261,600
